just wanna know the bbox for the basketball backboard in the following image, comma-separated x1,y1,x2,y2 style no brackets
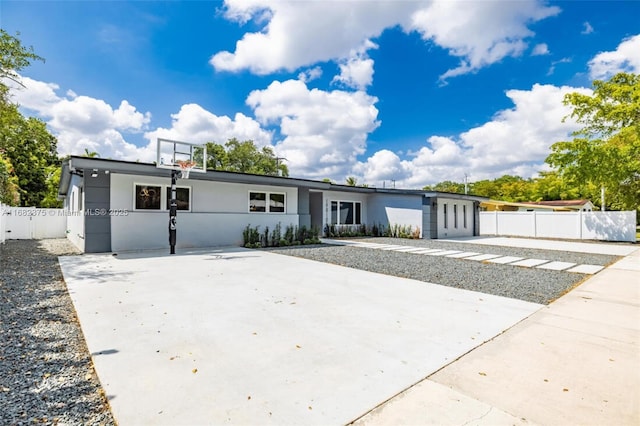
156,138,207,174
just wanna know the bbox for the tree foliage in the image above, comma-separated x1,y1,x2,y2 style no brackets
204,138,288,176
547,72,639,211
0,30,61,206
0,29,44,100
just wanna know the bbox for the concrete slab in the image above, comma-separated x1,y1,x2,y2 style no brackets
391,247,430,253
439,236,637,256
536,261,576,271
415,248,447,255
426,254,640,426
510,258,550,268
426,250,463,257
60,248,542,425
352,380,530,426
465,254,503,261
486,256,524,265
566,264,604,274
446,252,481,259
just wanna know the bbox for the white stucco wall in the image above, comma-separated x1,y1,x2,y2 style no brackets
437,198,475,238
368,193,423,237
66,174,85,251
109,173,299,251
321,190,369,230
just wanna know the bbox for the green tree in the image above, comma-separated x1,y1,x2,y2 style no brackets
0,153,20,204
547,73,640,211
424,180,465,194
345,176,358,186
0,32,59,206
0,29,44,100
204,139,288,176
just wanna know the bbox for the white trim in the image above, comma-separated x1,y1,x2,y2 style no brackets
248,190,287,214
329,199,362,225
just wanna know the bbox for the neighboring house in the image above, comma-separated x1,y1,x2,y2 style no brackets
528,200,594,211
481,199,594,212
58,156,487,253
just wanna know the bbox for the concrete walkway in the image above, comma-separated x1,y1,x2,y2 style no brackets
322,238,615,275
59,248,541,425
353,244,640,425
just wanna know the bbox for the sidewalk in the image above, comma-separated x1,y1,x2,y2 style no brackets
353,246,640,425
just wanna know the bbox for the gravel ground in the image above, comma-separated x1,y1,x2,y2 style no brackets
0,239,115,426
264,237,622,305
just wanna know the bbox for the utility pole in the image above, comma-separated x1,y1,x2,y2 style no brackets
601,185,606,211
275,157,287,176
464,173,469,194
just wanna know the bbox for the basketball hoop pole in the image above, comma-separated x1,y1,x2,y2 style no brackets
169,170,178,254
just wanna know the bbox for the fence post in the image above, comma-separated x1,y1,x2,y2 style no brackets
494,210,498,235
532,211,537,238
579,209,583,240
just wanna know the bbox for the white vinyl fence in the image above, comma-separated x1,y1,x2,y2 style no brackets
1,205,67,241
480,211,637,242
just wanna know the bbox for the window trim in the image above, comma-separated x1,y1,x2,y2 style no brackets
454,204,458,228
443,203,448,229
165,186,192,212
329,199,362,225
134,183,163,211
463,204,467,228
248,190,287,214
133,183,192,212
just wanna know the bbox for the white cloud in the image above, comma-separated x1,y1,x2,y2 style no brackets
297,66,323,83
531,43,549,56
354,84,590,188
332,40,377,90
211,0,413,74
144,103,272,148
212,0,559,81
8,76,152,160
409,0,560,81
246,79,380,179
581,21,594,35
588,34,640,79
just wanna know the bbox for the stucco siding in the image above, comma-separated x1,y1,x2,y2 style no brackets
109,173,300,251
437,198,476,238
368,194,423,236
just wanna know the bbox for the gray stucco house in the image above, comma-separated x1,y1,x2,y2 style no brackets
58,156,487,253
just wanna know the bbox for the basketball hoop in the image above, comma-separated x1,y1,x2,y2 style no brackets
176,160,197,179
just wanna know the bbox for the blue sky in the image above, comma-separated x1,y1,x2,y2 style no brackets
3,0,639,187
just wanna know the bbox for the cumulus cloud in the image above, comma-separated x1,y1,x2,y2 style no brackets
9,76,152,159
297,66,323,83
588,34,640,79
144,103,272,148
211,0,413,74
531,43,549,56
332,40,377,90
212,0,558,82
354,84,590,188
246,79,380,179
408,0,560,81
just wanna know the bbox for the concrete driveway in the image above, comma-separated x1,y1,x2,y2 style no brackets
60,247,541,425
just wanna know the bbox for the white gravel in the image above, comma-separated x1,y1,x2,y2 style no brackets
0,239,115,425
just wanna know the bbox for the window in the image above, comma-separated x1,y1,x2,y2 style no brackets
463,205,467,228
166,187,191,211
330,201,362,225
454,204,458,228
443,203,448,229
269,193,285,213
249,191,286,213
136,185,162,210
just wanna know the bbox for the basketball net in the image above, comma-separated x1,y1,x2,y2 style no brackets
176,160,197,179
